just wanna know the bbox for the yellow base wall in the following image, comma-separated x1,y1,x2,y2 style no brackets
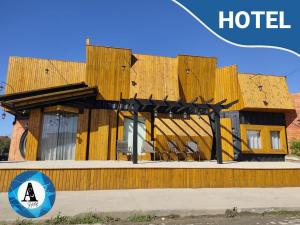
1,168,300,192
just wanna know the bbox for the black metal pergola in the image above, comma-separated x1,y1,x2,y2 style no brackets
106,94,238,164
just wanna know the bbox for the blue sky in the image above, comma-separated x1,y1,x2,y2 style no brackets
0,0,299,136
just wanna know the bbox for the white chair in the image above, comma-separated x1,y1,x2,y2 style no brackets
116,140,132,160
141,140,158,160
185,141,201,161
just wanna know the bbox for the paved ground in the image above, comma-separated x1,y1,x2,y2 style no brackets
1,188,300,221
1,160,300,169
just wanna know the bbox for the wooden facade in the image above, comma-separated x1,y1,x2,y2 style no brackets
1,166,300,192
1,44,295,164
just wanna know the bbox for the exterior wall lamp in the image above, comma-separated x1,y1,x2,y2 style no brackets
169,111,173,118
154,110,158,118
1,112,6,120
258,85,263,91
183,111,188,119
186,68,191,74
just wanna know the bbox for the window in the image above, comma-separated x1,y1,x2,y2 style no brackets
39,112,78,160
270,131,281,150
19,129,28,158
247,130,262,149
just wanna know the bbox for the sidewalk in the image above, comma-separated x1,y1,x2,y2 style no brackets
1,188,300,221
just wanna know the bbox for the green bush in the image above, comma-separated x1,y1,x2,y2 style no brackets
0,136,10,154
290,140,300,156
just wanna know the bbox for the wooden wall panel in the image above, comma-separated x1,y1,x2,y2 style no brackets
5,57,85,94
25,109,43,160
86,45,132,100
108,111,118,160
75,109,89,160
220,118,234,161
130,54,179,100
1,167,300,192
155,115,213,160
177,55,216,103
238,73,294,110
89,109,110,160
215,65,244,110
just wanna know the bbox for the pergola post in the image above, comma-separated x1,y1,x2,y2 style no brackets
151,111,155,141
214,111,223,164
132,109,138,164
115,108,120,160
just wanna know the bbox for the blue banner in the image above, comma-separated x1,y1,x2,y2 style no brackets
173,0,299,57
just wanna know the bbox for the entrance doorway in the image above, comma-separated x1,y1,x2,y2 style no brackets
124,117,146,155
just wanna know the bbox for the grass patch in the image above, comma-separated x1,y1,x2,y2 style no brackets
14,219,35,225
44,213,119,225
127,214,156,222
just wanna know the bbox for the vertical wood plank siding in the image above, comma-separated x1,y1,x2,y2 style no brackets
89,109,110,160
5,57,85,94
25,109,43,160
220,118,234,161
177,55,216,103
75,109,90,160
1,168,300,192
86,45,132,100
215,65,244,110
130,54,179,100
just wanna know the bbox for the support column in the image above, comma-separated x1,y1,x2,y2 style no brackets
132,109,138,164
151,111,155,141
115,109,120,160
214,111,223,164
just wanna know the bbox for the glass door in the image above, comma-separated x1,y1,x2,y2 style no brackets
39,112,78,160
124,117,146,155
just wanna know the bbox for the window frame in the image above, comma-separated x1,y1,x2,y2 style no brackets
240,124,287,154
246,129,262,150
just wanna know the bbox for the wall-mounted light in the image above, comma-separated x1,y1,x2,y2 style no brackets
154,110,158,118
121,65,126,71
263,100,268,106
56,112,61,120
131,81,137,86
258,85,263,91
1,112,6,120
186,68,191,75
183,111,188,119
45,68,49,75
169,110,173,118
